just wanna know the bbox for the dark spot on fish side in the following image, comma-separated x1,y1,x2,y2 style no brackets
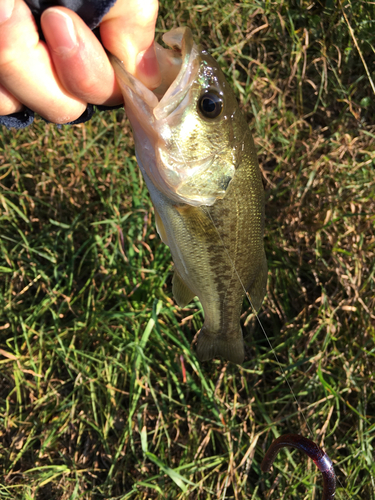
220,175,232,191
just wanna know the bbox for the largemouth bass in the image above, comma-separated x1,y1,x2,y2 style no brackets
111,27,267,364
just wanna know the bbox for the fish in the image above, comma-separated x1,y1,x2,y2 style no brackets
110,27,268,364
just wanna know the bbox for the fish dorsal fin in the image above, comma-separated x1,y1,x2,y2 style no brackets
172,270,196,308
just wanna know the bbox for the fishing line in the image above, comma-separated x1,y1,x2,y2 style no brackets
167,75,344,494
173,131,315,436
203,207,349,497
202,207,314,438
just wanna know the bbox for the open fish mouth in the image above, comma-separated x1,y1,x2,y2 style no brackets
152,28,199,120
109,27,197,120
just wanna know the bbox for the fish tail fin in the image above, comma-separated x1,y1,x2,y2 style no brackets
196,325,244,365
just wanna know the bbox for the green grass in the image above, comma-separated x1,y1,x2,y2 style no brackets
1,0,375,498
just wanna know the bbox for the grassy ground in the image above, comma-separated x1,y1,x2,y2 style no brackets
1,0,375,498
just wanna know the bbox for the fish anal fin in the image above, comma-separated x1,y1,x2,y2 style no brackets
196,325,244,365
172,271,196,307
247,251,268,312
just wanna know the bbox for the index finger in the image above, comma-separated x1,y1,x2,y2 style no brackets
100,0,161,90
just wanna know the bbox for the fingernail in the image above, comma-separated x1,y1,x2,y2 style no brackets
0,0,15,24
42,8,78,57
136,44,161,90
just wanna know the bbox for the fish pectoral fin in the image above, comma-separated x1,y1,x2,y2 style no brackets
154,207,169,246
247,251,268,312
172,271,196,307
196,325,244,365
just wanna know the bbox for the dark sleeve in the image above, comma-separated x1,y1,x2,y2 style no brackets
1,0,118,130
25,1,117,31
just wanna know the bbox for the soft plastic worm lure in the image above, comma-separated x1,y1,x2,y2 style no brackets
261,434,336,499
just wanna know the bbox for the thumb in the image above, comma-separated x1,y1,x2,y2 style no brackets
100,0,161,90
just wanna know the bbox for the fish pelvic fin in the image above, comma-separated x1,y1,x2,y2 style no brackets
196,325,244,365
154,207,169,246
172,271,196,307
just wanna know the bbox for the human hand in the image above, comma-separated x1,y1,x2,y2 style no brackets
0,0,160,123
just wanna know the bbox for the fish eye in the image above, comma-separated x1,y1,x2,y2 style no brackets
198,91,223,119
